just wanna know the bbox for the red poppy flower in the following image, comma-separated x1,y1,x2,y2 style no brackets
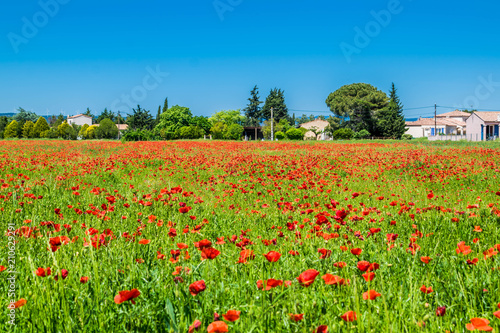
341,311,357,322
188,319,202,333
8,299,27,309
177,243,189,249
54,269,69,281
288,250,300,256
362,290,381,300
222,310,241,322
362,272,375,281
322,274,347,286
350,248,362,256
289,313,304,322
207,321,228,333
264,251,281,262
420,256,432,264
189,280,206,296
334,261,347,268
493,311,500,319
0,266,6,273
297,269,320,287
436,306,446,317
138,239,150,245
456,241,472,255
465,318,493,331
357,261,379,272
35,267,51,277
316,325,328,333
201,247,221,260
420,285,434,294
257,279,283,290
318,248,332,259
195,239,212,250
467,258,479,265
114,289,140,304
80,276,89,284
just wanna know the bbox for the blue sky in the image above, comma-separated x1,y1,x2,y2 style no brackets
1,0,499,119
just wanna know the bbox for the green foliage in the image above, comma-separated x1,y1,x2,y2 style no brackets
209,110,245,126
175,126,205,139
82,108,95,123
275,131,286,140
353,129,371,139
33,117,50,138
4,120,19,138
122,129,153,141
58,121,77,140
332,128,354,140
210,122,227,140
377,83,407,139
41,128,59,139
190,116,211,135
223,124,244,140
22,121,35,138
96,108,116,124
307,126,323,139
261,88,288,121
85,125,98,139
127,105,155,131
285,128,304,140
155,105,193,134
13,107,39,123
50,114,66,128
96,119,119,139
115,112,125,125
325,83,388,135
243,85,263,125
402,134,413,140
162,97,169,113
79,124,90,139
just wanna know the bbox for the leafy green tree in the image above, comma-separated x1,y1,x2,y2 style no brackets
353,129,371,139
33,117,50,138
325,83,388,135
210,122,227,139
52,114,66,128
275,131,286,140
162,97,169,113
243,85,263,125
262,118,291,140
190,116,212,135
22,121,35,138
332,128,354,140
0,116,8,138
223,124,244,140
155,105,193,134
296,114,310,125
127,105,155,131
285,128,304,140
96,118,119,139
96,108,115,123
58,121,77,140
83,108,95,123
4,120,19,138
175,126,204,139
115,112,125,124
86,125,98,139
377,83,406,139
79,124,90,139
261,88,288,121
13,107,38,123
324,117,341,137
209,110,246,126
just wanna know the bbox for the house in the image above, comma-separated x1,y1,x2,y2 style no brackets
465,111,500,141
405,117,466,138
435,110,471,123
300,119,330,140
67,114,92,127
243,126,263,140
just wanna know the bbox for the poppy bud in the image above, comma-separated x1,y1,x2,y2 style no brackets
436,306,446,317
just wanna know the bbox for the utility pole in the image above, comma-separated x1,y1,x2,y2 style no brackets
271,107,274,141
434,104,437,136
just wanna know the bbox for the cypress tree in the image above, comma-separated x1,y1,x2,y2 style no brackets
243,85,263,126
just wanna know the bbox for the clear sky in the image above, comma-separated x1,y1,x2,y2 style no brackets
1,0,499,119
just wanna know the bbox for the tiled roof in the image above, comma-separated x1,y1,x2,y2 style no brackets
67,114,92,119
436,110,471,118
405,117,464,127
300,119,329,128
473,112,500,122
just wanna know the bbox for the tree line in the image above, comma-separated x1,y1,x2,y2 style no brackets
0,82,407,141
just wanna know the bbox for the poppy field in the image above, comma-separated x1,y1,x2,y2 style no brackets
2,140,500,332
